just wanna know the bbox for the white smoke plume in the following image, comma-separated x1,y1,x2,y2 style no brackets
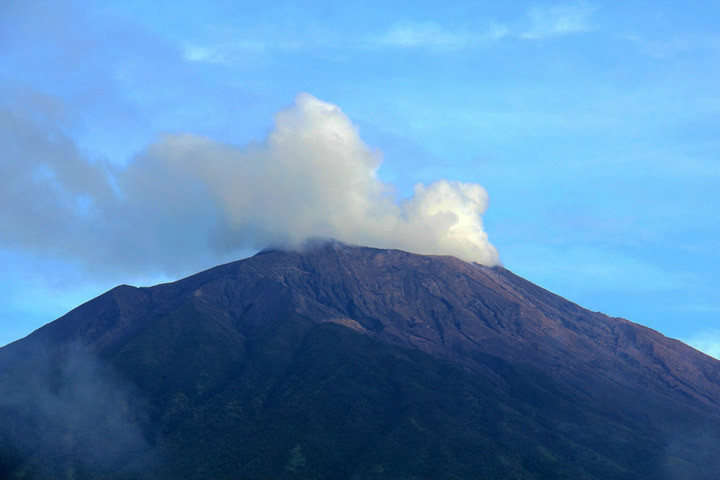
0,92,499,278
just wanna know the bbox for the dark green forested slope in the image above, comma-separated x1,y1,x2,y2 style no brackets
2,310,718,479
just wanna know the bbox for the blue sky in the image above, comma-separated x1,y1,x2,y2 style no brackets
1,0,719,355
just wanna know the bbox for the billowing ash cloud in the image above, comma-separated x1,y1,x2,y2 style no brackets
0,92,498,278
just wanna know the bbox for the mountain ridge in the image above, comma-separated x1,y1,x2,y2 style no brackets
1,242,719,479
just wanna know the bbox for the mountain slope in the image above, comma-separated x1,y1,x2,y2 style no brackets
1,242,719,479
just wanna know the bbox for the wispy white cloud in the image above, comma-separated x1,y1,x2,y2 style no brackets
183,45,236,64
366,3,599,51
521,2,597,40
183,3,598,64
183,39,303,64
367,21,509,50
184,22,510,61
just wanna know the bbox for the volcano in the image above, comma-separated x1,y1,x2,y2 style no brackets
1,242,719,479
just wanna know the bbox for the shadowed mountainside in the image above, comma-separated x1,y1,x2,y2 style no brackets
1,242,719,479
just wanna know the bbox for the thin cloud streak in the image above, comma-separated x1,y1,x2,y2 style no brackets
365,21,509,50
183,39,305,63
182,3,598,64
521,2,597,40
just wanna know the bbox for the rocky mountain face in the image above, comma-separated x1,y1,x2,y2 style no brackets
1,242,719,479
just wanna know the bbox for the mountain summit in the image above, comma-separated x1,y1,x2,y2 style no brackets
1,243,719,479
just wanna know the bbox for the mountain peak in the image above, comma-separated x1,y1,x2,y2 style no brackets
2,245,720,479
